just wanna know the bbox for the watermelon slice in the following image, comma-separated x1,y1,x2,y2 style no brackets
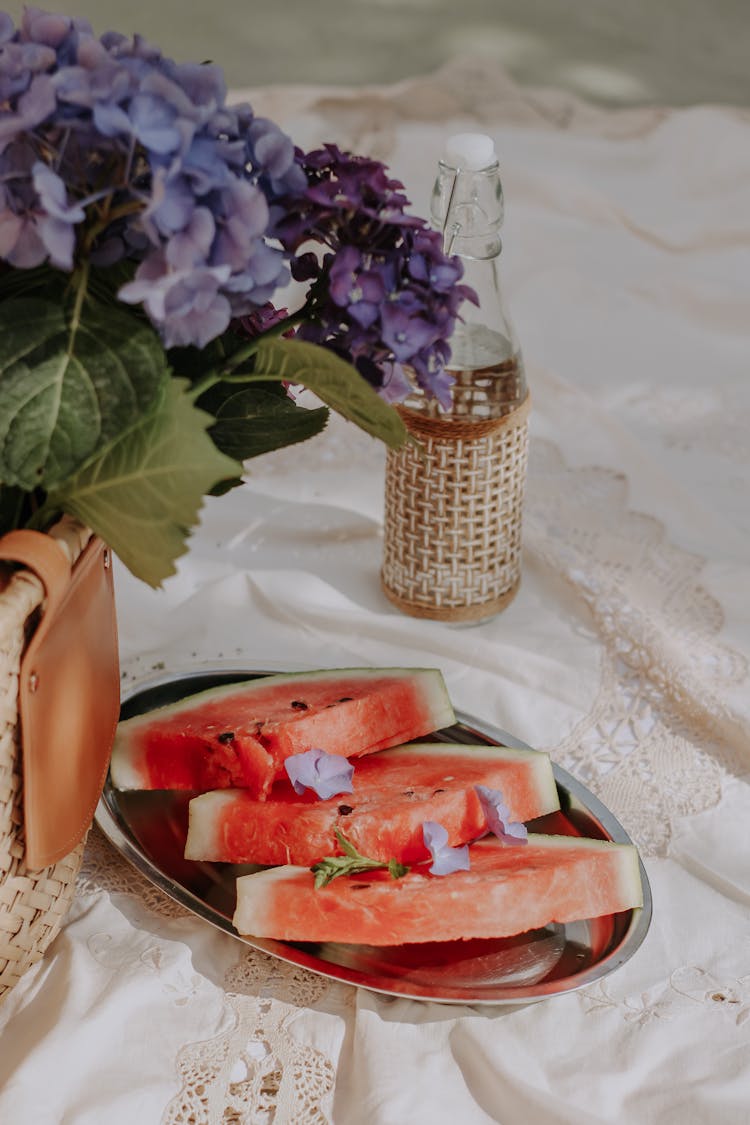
232,834,643,945
110,668,455,799
185,742,560,866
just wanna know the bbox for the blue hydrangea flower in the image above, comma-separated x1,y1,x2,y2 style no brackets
0,11,301,347
0,11,469,387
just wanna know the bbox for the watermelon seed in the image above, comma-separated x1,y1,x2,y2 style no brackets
338,805,353,816
433,788,446,795
217,731,235,744
350,884,371,890
403,789,415,797
290,700,308,710
337,697,354,703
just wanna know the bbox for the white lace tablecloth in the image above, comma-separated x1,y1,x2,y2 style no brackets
2,60,749,1124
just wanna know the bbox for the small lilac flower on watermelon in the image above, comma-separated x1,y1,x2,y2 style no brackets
422,821,471,876
284,748,354,800
475,785,528,845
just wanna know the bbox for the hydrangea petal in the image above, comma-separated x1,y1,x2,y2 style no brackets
251,122,295,179
474,785,528,846
37,214,76,269
32,163,86,222
165,206,215,269
1,214,46,267
93,100,132,137
23,10,72,48
284,748,354,801
422,821,471,876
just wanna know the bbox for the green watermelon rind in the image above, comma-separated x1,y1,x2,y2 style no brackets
232,833,644,946
110,667,455,790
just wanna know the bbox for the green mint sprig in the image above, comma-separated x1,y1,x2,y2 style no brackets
311,829,409,889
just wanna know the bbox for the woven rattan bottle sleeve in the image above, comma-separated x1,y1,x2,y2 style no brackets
0,518,90,997
381,396,530,622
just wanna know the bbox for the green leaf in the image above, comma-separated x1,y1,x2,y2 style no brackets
0,296,166,491
249,337,408,450
310,830,410,889
46,378,240,588
207,475,244,499
167,333,237,386
205,383,329,461
0,483,27,537
0,264,62,303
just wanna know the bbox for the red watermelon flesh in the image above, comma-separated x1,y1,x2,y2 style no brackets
233,834,643,945
110,668,455,799
185,742,560,866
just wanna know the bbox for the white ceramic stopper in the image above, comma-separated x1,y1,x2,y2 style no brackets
442,132,497,171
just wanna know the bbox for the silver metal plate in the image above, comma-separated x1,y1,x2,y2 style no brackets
95,669,652,1006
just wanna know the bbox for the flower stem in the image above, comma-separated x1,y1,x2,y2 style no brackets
188,312,307,400
68,261,90,351
80,198,142,257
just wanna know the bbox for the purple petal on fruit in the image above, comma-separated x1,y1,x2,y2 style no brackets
475,784,528,845
422,821,471,876
284,748,355,800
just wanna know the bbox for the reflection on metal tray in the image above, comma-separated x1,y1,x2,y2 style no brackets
95,669,652,1006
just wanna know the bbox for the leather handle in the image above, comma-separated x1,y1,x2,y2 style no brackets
0,529,119,870
0,529,72,620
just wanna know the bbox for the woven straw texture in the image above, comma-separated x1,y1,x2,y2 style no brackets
0,518,90,998
381,396,530,622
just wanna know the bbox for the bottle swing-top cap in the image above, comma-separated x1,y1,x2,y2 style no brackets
442,132,497,171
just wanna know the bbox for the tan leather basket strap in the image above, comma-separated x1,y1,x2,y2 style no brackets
0,529,72,610
0,528,119,869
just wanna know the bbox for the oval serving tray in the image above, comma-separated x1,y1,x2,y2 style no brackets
95,669,652,1006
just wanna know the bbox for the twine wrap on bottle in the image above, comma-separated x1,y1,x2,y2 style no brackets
381,393,530,622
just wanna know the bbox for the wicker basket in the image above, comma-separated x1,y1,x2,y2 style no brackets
381,394,530,623
0,517,119,997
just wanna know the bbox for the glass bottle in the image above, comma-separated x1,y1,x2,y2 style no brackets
381,133,530,623
431,131,527,417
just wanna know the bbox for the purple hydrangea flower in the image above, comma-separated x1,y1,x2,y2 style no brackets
234,302,291,339
273,144,475,406
284,748,355,801
422,821,471,876
474,785,528,845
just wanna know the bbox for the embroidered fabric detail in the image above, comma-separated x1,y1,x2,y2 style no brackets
580,966,750,1027
526,441,748,855
224,947,331,1009
161,993,335,1125
79,832,338,1123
